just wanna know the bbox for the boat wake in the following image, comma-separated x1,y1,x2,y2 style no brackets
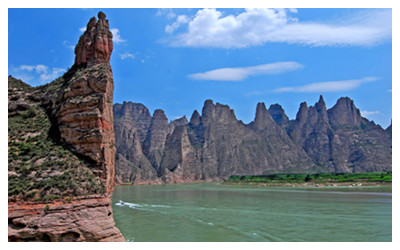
115,200,171,210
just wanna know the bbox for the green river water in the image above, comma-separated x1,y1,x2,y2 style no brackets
112,182,391,242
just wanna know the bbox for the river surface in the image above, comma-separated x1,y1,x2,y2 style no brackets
112,182,391,242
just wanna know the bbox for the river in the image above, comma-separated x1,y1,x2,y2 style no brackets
112,182,391,242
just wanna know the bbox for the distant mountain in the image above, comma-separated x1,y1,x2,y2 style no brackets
114,96,392,184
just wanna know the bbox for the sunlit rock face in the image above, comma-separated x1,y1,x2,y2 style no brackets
74,11,113,67
8,12,124,242
115,96,391,184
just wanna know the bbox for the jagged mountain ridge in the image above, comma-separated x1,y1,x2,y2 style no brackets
113,96,391,184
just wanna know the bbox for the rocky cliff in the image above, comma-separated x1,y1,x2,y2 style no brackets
114,96,391,184
285,96,392,173
8,12,124,241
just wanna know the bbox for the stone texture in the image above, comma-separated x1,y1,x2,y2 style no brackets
142,109,170,174
113,102,160,184
287,96,392,173
328,97,362,128
268,103,289,128
75,12,113,67
161,125,202,183
386,121,392,138
56,63,116,193
8,197,124,242
287,96,334,170
114,96,391,184
8,12,124,242
114,100,317,184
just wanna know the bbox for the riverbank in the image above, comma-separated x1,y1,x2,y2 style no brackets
115,172,392,188
222,172,392,188
115,178,222,186
221,180,392,188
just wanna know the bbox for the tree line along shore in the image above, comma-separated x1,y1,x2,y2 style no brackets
223,172,392,187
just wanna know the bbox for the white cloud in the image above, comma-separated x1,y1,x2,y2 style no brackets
20,64,48,74
16,64,65,85
188,61,303,81
20,65,36,72
165,15,189,34
361,110,380,117
119,53,135,60
111,28,126,43
274,77,378,93
156,8,177,19
40,68,65,81
79,26,86,32
63,40,75,50
166,8,392,48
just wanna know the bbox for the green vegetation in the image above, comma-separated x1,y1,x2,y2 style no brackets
8,76,106,202
8,75,34,92
226,172,392,185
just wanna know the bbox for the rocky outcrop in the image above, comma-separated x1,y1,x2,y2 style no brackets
114,100,317,184
75,11,113,67
285,96,391,173
113,102,160,184
142,109,170,174
268,103,289,129
327,97,362,128
114,96,391,184
287,96,334,170
8,12,124,241
8,197,123,242
386,121,392,138
56,63,116,193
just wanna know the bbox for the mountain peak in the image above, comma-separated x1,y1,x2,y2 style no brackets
328,97,362,127
252,102,275,131
190,110,202,126
268,103,289,127
316,95,326,109
74,11,113,67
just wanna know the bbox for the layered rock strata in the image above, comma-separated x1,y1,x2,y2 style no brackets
8,197,122,242
8,12,124,241
56,62,116,193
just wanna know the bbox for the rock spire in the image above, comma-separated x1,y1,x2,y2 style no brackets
74,11,113,67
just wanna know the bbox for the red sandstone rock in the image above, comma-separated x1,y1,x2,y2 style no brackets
8,11,124,242
57,63,116,194
8,197,124,242
75,11,113,67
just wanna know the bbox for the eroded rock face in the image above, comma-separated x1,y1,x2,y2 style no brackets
8,197,124,242
328,97,362,128
268,103,289,128
114,100,317,184
114,95,391,184
113,102,160,184
56,63,116,193
8,12,124,242
286,96,391,173
287,96,334,169
75,11,113,67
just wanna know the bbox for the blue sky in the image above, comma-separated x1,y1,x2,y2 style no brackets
8,8,392,128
